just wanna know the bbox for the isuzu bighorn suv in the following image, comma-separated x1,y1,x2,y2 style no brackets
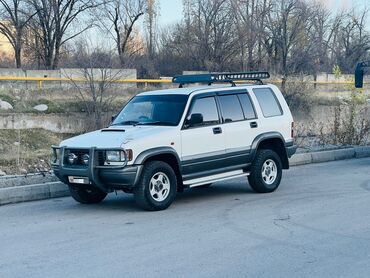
52,72,297,210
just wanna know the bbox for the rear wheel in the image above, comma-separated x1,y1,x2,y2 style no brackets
248,149,282,193
68,185,107,204
134,161,177,211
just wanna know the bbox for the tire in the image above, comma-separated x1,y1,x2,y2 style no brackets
248,149,282,193
134,161,177,211
68,185,107,204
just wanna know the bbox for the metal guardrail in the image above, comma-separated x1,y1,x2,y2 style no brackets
0,76,365,89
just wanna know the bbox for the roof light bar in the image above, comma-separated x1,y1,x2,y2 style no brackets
172,71,270,87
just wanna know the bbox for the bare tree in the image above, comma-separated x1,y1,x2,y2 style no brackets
265,0,312,90
100,0,145,67
330,8,370,72
0,0,35,68
67,46,124,130
231,0,272,70
145,0,158,60
28,0,98,69
169,0,239,71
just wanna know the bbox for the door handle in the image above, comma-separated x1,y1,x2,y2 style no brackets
213,127,222,134
250,121,258,128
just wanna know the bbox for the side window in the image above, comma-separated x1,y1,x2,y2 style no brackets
237,93,256,120
186,97,219,127
218,95,244,123
253,88,283,117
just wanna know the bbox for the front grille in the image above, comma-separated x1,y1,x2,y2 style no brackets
64,149,89,167
98,151,106,166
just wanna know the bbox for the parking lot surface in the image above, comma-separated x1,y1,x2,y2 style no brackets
0,158,369,278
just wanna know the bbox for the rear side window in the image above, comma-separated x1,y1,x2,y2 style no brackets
218,95,244,123
253,88,282,117
188,97,219,126
237,94,256,120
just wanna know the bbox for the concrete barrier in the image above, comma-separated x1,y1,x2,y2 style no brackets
0,112,91,133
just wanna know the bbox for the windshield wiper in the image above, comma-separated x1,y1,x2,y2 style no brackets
136,121,174,126
110,120,139,126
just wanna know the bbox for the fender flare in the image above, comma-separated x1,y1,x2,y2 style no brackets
134,147,182,170
250,132,288,162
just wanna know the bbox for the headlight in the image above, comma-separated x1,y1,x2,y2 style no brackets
106,150,126,162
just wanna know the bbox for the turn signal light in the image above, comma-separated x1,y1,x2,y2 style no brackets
126,149,133,161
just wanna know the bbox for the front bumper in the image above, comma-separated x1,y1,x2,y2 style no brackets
51,146,142,192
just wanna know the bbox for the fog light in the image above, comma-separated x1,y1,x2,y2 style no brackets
82,154,89,165
68,153,77,164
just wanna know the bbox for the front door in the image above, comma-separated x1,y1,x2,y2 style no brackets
181,96,225,179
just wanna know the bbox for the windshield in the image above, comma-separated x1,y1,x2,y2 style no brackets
112,94,188,126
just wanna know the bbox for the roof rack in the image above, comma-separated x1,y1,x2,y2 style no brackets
172,71,270,88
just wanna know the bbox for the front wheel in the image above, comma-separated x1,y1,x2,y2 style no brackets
68,185,107,204
248,149,282,193
134,161,177,211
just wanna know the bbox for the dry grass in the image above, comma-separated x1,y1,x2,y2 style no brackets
0,129,73,175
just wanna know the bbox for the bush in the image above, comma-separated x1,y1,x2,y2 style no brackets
283,80,313,115
318,93,370,146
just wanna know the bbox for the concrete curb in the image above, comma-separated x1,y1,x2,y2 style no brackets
0,146,370,206
289,146,370,166
0,182,69,206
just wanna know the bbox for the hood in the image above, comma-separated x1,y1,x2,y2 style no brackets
59,125,173,148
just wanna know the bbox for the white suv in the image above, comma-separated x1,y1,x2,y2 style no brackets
52,72,297,210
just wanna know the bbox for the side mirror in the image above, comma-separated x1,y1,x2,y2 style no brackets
186,113,203,127
111,114,117,122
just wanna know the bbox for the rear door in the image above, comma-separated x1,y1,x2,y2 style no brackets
216,90,259,167
181,95,226,179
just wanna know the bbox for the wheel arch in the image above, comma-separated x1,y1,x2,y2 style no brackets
134,147,183,189
250,132,289,169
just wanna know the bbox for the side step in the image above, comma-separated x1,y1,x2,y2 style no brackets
183,170,250,188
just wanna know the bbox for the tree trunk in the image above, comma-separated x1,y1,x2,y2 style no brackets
15,46,22,68
53,39,61,69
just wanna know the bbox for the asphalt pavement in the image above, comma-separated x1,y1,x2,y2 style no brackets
0,158,369,278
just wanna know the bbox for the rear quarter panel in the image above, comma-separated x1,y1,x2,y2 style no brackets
247,84,293,143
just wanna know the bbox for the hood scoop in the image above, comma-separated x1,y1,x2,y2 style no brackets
101,128,125,132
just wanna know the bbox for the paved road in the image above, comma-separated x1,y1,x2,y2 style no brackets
0,158,370,278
